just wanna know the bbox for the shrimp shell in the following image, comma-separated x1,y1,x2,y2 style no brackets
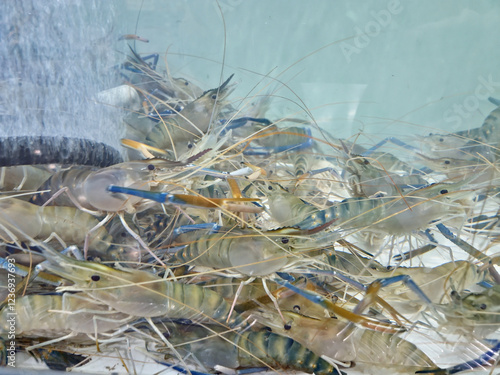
40,246,245,327
0,197,112,252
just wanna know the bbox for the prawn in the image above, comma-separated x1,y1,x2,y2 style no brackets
0,197,113,254
0,293,133,349
293,181,469,236
152,320,345,375
251,308,436,373
37,245,247,328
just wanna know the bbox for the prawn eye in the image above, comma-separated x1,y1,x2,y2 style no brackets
293,305,301,312
479,303,487,310
187,143,193,149
444,160,451,165
281,237,289,244
211,94,217,100
147,164,155,171
91,275,101,282
439,138,444,142
284,323,292,330
440,189,448,194
268,185,273,190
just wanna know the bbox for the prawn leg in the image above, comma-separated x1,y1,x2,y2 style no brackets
354,275,434,316
361,136,420,156
25,332,79,351
218,117,272,135
226,277,255,324
152,359,211,375
304,269,410,325
393,229,439,261
83,212,113,260
172,223,222,238
107,185,262,213
436,223,500,283
117,213,167,267
436,223,490,262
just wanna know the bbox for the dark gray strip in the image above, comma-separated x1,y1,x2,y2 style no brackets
0,136,123,167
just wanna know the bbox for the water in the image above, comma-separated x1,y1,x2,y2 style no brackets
2,1,500,374
2,1,499,146
117,1,500,140
0,0,123,157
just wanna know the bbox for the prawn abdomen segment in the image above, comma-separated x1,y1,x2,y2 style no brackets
237,330,341,374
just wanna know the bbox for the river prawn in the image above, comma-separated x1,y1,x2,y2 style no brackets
344,137,424,175
265,183,321,228
30,162,159,211
29,155,210,261
250,308,436,373
7,3,500,373
167,222,338,325
266,179,470,238
323,254,488,315
0,293,134,350
242,125,314,156
0,197,113,254
193,275,279,306
28,161,158,260
304,259,499,346
123,46,183,106
37,244,247,328
171,228,298,277
338,142,428,199
144,74,235,159
369,99,500,177
150,320,345,375
124,45,203,105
